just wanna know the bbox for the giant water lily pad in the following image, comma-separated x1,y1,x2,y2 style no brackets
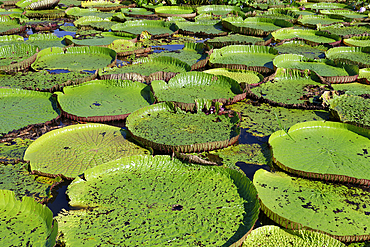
298,15,345,29
111,20,178,37
56,79,154,121
332,82,370,96
273,54,359,83
151,71,244,110
222,17,293,36
66,32,136,47
320,9,368,21
24,123,150,178
0,189,58,246
0,138,33,163
81,0,122,10
270,121,370,185
0,70,96,91
344,36,370,47
320,24,370,38
326,47,370,68
254,169,370,242
100,56,190,77
196,5,243,17
65,7,116,19
328,94,370,128
203,68,263,85
24,9,65,18
0,35,23,46
206,34,270,48
243,225,345,247
126,103,240,153
251,68,328,107
121,7,154,17
274,40,327,60
176,20,227,37
155,6,195,18
209,45,278,73
74,16,117,31
0,88,59,135
272,28,340,46
57,155,259,246
256,8,300,23
0,44,38,72
31,46,116,72
0,16,26,36
26,33,67,50
303,2,349,10
16,0,59,10
227,99,330,137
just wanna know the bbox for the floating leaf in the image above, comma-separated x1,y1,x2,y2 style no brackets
24,123,150,178
326,47,370,68
57,155,259,246
0,189,58,246
0,88,59,135
203,68,263,85
254,169,370,242
270,121,370,185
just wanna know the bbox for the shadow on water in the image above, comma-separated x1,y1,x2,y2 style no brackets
48,182,71,217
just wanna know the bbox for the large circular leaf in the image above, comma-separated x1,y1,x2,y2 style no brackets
155,6,196,18
151,71,245,109
126,102,240,153
269,121,370,185
254,169,370,242
243,225,345,247
111,20,178,38
326,47,370,68
0,44,38,72
0,189,58,246
0,88,60,135
271,28,341,46
57,155,259,246
31,46,117,72
56,79,154,122
24,123,150,178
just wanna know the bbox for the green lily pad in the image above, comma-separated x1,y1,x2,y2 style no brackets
57,155,259,246
0,138,33,163
56,79,154,121
298,15,345,29
209,45,278,73
243,225,346,247
0,70,96,91
74,16,117,31
256,8,300,23
65,7,116,19
251,68,328,107
272,28,340,45
31,46,116,72
344,36,370,47
24,123,150,178
150,42,204,67
203,68,263,85
99,56,190,77
0,8,23,15
222,16,293,36
81,0,122,9
24,9,65,18
320,9,368,21
273,54,359,83
359,68,370,81
151,71,244,109
196,5,243,16
0,189,58,246
0,44,38,72
106,39,149,57
303,2,349,10
66,32,136,47
206,34,270,48
332,82,370,96
155,6,195,18
121,7,154,16
0,34,23,46
320,24,370,38
227,99,330,137
176,20,227,37
111,20,178,37
126,102,240,153
270,121,370,184
25,33,67,50
16,0,59,10
254,169,370,242
0,88,59,135
326,47,370,68
328,94,370,128
0,161,62,203
274,40,327,60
